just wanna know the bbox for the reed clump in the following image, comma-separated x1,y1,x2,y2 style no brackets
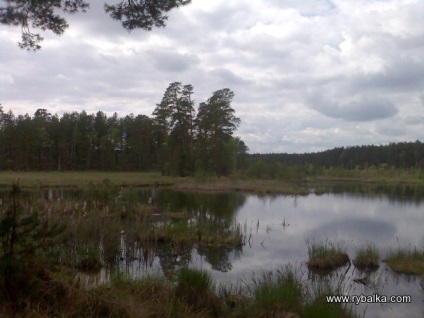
306,239,350,271
250,268,303,316
353,244,379,271
383,247,424,275
175,267,222,316
302,278,356,318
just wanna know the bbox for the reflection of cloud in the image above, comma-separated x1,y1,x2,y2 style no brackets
305,218,396,244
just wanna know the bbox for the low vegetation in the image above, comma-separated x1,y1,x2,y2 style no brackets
383,247,424,275
303,278,356,318
353,245,379,271
249,268,303,316
306,239,350,271
1,179,422,317
0,264,358,317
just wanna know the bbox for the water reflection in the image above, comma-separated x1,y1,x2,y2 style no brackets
4,183,424,317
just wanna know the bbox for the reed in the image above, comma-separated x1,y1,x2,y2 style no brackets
306,239,350,271
250,267,303,315
353,244,379,271
302,278,356,318
384,246,424,275
175,267,221,316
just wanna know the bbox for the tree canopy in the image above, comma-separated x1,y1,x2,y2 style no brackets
0,83,247,176
0,0,191,50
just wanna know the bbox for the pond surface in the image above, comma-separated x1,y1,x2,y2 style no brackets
4,183,424,317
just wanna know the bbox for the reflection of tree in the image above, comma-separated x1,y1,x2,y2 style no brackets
313,182,424,204
197,244,237,272
154,189,247,221
130,190,247,274
155,242,193,279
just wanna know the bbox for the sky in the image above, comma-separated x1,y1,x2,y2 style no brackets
1,0,424,154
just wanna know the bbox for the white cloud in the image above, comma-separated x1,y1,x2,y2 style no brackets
1,0,423,153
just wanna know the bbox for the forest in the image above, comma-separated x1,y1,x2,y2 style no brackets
0,82,248,176
1,81,423,177
246,141,424,179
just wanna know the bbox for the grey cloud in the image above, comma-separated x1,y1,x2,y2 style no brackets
2,0,424,153
150,50,199,73
209,68,253,86
307,92,398,122
404,115,424,126
349,58,424,93
375,123,406,138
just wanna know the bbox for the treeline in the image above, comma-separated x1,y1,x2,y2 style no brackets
0,82,248,176
247,141,424,179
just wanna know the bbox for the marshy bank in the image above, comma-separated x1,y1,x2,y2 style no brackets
1,265,358,318
1,180,423,317
2,170,424,196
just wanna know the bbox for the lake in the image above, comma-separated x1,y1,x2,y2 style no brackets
6,183,424,317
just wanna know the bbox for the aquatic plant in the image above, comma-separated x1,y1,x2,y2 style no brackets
384,246,424,275
306,239,350,270
302,277,356,318
353,244,379,271
250,267,303,315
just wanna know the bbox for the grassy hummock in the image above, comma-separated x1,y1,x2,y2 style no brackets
383,247,424,275
306,239,350,271
353,244,379,271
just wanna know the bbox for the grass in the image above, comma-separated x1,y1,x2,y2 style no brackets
250,267,303,316
2,264,361,317
0,171,311,195
306,239,350,271
0,171,175,188
3,170,424,198
353,245,379,271
303,279,356,318
175,268,222,316
383,247,424,275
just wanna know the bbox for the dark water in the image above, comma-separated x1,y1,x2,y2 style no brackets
2,184,423,317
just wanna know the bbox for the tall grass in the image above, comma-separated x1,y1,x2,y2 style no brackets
306,239,350,270
303,277,356,318
175,267,221,316
250,267,303,315
384,246,424,275
353,244,379,271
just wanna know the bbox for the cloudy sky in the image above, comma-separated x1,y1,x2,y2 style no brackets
1,0,423,153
